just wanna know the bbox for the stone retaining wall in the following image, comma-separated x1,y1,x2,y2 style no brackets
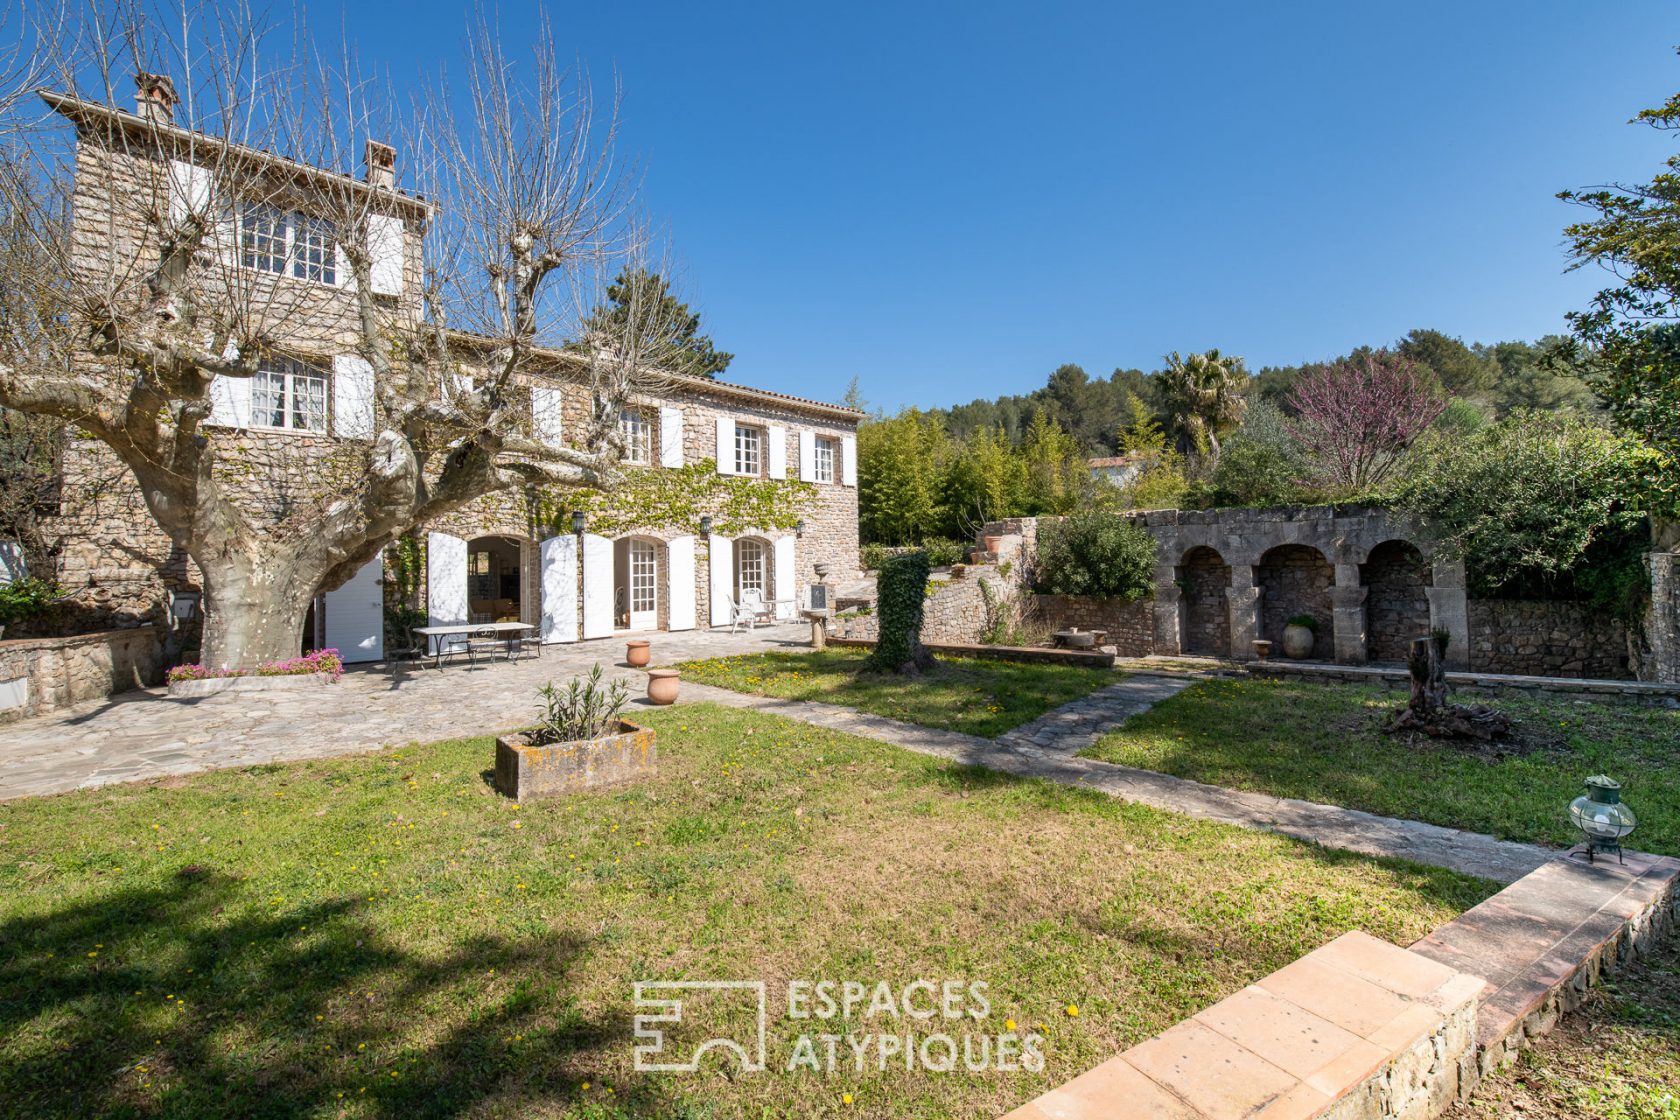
1467,599,1630,680
0,626,165,723
1027,595,1155,656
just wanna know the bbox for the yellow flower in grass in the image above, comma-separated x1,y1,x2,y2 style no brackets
1064,1004,1079,1017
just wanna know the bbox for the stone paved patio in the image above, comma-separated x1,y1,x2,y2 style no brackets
0,624,806,801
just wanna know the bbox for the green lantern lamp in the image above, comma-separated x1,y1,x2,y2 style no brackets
1568,775,1636,864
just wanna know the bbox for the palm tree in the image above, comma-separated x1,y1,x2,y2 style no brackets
1161,349,1248,460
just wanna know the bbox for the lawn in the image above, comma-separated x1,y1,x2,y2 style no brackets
0,702,1493,1119
676,648,1115,737
1080,676,1680,856
1447,934,1680,1120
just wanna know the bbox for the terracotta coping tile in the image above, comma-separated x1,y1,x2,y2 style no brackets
1365,1003,1449,1054
1407,936,1513,992
1308,931,1460,1001
1019,1055,1202,1120
1122,1020,1299,1118
1251,1080,1334,1120
1193,986,1367,1082
1255,956,1416,1039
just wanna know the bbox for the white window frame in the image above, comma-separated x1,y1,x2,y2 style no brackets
250,358,330,433
734,423,762,477
735,538,766,597
239,204,337,286
813,437,836,484
620,408,652,464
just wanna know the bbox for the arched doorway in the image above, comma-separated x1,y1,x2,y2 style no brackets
1257,544,1333,658
613,537,660,631
1362,539,1431,663
466,535,524,624
1179,546,1231,656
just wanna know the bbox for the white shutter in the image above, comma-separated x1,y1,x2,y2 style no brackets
539,534,579,643
166,159,212,227
208,375,251,428
426,532,468,654
715,416,734,475
322,549,385,663
774,535,796,619
841,435,857,486
709,535,734,626
660,407,684,468
0,539,26,584
581,533,614,639
667,535,697,631
369,213,405,296
332,355,375,438
767,425,787,480
532,385,565,446
798,430,816,482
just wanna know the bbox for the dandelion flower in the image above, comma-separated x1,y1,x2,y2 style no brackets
1065,1004,1079,1017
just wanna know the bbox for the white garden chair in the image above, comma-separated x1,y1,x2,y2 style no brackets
726,594,760,633
739,589,776,627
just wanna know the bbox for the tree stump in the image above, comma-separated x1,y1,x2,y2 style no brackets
1387,634,1513,742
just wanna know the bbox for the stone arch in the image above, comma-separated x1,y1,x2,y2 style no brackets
1178,545,1231,657
732,535,773,602
1257,543,1333,659
1361,539,1431,663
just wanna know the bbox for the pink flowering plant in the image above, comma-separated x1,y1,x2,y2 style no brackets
168,648,344,685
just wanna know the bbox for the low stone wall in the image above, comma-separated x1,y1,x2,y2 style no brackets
0,626,165,723
829,635,1116,669
1467,599,1631,680
1027,595,1155,656
919,572,990,644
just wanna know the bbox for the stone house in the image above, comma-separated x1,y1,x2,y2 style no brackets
39,77,861,666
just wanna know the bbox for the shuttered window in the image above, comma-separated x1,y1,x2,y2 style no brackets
734,424,762,476
251,358,328,433
814,437,836,483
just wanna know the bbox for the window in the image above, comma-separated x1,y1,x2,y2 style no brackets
240,205,337,285
735,538,765,596
620,408,651,464
241,205,289,274
251,358,328,432
734,423,762,476
813,437,836,483
291,216,337,284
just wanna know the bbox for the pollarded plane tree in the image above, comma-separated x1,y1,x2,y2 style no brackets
0,4,695,665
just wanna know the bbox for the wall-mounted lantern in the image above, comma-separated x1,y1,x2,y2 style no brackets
570,510,586,537
795,519,806,538
699,515,713,541
1569,774,1637,864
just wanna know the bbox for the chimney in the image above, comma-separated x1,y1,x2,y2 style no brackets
134,72,177,126
364,140,396,190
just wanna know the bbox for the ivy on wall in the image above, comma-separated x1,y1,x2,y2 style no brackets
533,459,817,539
867,549,934,673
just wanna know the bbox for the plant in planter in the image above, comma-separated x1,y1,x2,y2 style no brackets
1280,613,1318,659
496,666,655,800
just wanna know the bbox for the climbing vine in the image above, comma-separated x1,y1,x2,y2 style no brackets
533,459,817,539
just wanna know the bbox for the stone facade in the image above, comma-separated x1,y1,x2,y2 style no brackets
0,627,165,723
982,505,1665,683
1028,595,1155,656
1467,599,1631,679
39,81,862,660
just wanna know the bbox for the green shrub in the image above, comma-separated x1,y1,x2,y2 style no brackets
1399,412,1670,612
1285,613,1318,632
920,537,967,568
0,577,59,628
1032,512,1157,601
866,550,932,672
533,665,629,743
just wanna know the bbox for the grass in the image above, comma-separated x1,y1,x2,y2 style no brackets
676,648,1115,737
1448,933,1680,1120
1080,676,1680,855
0,702,1493,1119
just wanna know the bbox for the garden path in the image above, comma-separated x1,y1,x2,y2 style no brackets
682,674,1555,884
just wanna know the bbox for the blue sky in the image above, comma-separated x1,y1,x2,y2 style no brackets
366,1,1678,412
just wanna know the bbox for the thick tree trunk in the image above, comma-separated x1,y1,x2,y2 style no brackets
1388,633,1512,742
1406,636,1448,715
195,549,334,669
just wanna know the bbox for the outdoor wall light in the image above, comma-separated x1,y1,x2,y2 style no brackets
570,510,586,536
795,519,806,538
167,589,201,623
699,515,713,541
1569,774,1637,864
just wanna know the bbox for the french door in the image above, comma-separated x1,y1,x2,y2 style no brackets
628,539,657,630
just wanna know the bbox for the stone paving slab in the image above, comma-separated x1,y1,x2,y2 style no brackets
995,675,1194,756
0,626,810,801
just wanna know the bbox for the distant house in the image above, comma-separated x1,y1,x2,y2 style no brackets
1088,453,1149,488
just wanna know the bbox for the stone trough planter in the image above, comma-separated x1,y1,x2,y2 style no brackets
494,719,657,801
168,673,336,699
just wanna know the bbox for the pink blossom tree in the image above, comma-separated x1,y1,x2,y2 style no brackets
1288,350,1447,493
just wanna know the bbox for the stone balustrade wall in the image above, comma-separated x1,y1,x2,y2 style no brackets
0,626,165,723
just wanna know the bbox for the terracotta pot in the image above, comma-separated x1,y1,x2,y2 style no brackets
982,535,1003,552
1281,624,1315,659
646,668,680,706
626,639,651,668
1251,639,1272,661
